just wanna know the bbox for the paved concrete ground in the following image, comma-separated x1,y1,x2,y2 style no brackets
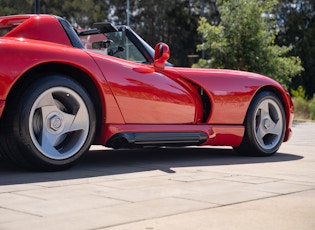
0,121,314,230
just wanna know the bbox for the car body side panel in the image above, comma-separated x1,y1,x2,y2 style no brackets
91,54,198,124
0,14,294,148
164,67,288,123
163,67,294,142
0,39,84,98
189,73,260,124
0,39,125,125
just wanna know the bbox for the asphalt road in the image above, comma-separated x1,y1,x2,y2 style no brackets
0,121,314,230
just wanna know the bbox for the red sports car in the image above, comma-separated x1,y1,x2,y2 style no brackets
0,14,294,171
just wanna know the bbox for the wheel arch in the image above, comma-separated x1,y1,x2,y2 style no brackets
246,85,293,141
5,62,104,139
253,86,286,107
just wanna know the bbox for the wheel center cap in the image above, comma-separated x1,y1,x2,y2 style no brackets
52,117,62,129
264,118,271,130
48,113,64,132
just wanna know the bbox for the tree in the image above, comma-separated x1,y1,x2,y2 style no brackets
127,0,220,66
130,0,199,66
39,0,110,28
0,0,110,28
0,0,221,66
0,0,33,15
193,0,303,88
275,0,315,98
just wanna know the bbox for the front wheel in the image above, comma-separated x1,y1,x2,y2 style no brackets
233,91,286,156
2,74,96,171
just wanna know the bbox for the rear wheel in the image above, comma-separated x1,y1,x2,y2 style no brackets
1,74,96,171
233,91,286,156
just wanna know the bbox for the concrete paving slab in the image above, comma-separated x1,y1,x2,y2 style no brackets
13,183,120,200
167,171,232,182
0,207,39,224
94,176,179,190
0,121,314,229
177,188,277,205
249,181,314,194
0,197,217,230
104,189,315,230
0,192,126,217
0,183,44,194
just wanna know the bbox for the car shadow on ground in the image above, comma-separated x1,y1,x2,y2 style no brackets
0,147,303,185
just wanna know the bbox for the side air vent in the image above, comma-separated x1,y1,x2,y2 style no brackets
199,87,211,123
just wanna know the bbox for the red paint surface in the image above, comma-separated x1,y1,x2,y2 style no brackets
0,14,294,147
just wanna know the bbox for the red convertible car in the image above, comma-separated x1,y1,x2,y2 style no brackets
0,14,294,171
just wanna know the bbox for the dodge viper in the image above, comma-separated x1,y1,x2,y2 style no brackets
0,14,294,171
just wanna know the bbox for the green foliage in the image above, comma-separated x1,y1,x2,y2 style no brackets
0,0,33,14
309,95,315,120
291,86,315,120
40,0,110,28
276,0,315,99
129,0,220,66
0,0,110,28
292,97,310,119
291,85,306,99
193,0,304,88
0,0,220,67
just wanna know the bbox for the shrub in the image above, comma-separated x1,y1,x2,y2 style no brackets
291,85,306,99
292,97,310,120
309,95,315,120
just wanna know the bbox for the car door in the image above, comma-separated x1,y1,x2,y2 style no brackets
95,57,196,124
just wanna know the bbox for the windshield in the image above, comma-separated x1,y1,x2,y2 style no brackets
81,30,147,63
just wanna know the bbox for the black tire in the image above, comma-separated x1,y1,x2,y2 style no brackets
0,74,96,171
233,91,286,156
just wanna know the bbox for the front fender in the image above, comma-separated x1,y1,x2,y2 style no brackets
168,67,290,125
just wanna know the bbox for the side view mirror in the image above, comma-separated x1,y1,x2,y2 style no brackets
154,42,170,68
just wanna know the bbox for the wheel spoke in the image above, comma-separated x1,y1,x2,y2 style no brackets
256,119,267,145
256,123,266,141
259,100,270,119
40,128,64,158
268,119,282,136
34,91,56,109
62,107,89,133
40,105,60,118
